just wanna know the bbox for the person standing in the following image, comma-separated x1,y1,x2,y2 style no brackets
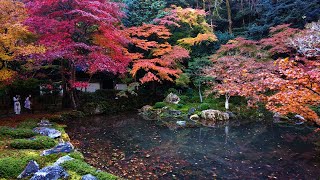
24,95,32,113
13,95,21,115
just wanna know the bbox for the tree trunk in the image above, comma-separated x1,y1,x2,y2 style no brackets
198,83,203,103
226,0,233,34
225,93,230,110
61,60,69,109
70,64,77,109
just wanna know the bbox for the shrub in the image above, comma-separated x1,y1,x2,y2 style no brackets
176,104,184,109
166,88,178,94
153,102,166,109
199,103,211,110
10,136,56,150
0,127,36,138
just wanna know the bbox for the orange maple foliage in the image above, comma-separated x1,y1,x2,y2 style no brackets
265,57,320,124
125,24,189,83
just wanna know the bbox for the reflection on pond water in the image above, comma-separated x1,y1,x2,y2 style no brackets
66,113,320,179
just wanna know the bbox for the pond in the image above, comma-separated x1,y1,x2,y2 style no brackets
66,113,320,179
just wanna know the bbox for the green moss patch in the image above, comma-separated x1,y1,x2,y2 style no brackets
10,136,57,150
61,159,117,180
0,127,37,139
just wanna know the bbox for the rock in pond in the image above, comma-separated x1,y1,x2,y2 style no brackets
37,119,52,127
188,107,196,116
176,121,186,126
226,111,236,119
201,110,229,122
190,114,200,121
30,165,68,180
53,155,74,166
168,110,182,116
17,160,39,179
164,93,180,104
41,142,74,156
33,127,61,139
82,174,98,180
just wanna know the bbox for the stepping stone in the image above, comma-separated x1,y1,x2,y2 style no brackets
30,165,68,180
33,127,61,139
17,160,39,179
53,155,74,166
82,174,98,180
41,142,74,156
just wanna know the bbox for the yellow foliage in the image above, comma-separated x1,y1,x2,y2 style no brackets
178,33,217,46
0,0,45,82
0,68,16,82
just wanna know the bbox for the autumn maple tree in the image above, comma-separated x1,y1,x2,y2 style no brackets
125,23,189,84
0,0,44,84
25,0,130,107
206,23,320,124
154,6,217,48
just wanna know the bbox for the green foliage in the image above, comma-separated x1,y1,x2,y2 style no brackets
176,103,184,109
78,90,163,115
153,102,166,109
199,103,211,110
123,0,167,27
245,0,320,39
10,136,57,150
8,78,41,96
185,56,214,87
61,159,117,180
0,127,36,138
175,73,190,88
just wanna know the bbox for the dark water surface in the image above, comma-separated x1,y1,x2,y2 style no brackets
66,113,320,179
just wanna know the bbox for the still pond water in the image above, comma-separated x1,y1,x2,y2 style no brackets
66,113,320,179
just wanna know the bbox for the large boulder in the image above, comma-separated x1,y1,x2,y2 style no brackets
164,93,180,104
33,127,61,139
139,105,153,113
41,142,74,156
82,174,98,180
17,160,39,179
201,110,229,122
30,165,68,180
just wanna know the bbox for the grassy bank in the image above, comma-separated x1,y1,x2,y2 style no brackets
0,114,117,180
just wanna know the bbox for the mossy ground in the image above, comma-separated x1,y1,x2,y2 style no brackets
0,116,117,180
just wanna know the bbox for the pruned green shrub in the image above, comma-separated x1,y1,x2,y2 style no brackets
153,102,166,109
10,136,56,149
0,127,36,138
199,103,211,111
16,119,38,129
